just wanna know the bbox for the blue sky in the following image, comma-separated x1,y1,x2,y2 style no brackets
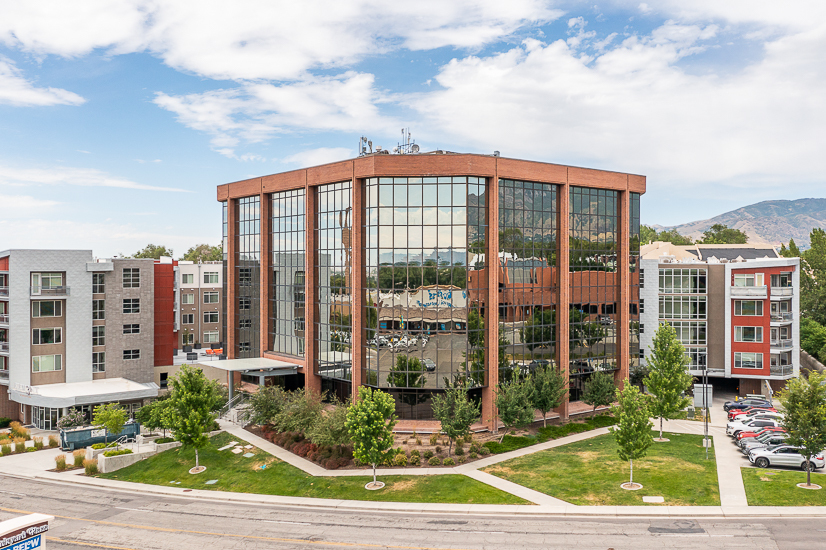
0,1,824,256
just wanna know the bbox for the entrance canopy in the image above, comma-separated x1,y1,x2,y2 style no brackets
198,357,299,376
11,378,159,409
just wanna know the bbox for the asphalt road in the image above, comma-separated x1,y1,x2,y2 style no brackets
0,475,820,550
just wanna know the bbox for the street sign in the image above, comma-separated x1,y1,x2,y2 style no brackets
0,514,53,550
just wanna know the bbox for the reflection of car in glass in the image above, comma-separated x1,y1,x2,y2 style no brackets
597,315,614,326
423,359,436,372
525,359,550,375
594,362,615,372
570,360,593,375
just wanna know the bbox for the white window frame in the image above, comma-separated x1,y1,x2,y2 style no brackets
32,301,63,318
123,324,140,335
182,314,194,325
203,312,219,324
123,298,140,314
123,349,141,360
32,354,62,373
32,327,62,345
204,272,219,284
182,293,195,305
92,352,105,373
204,291,219,304
735,352,763,369
92,273,105,294
182,273,194,285
123,268,140,288
734,300,763,316
203,331,220,343
734,326,763,343
92,326,105,346
92,299,105,320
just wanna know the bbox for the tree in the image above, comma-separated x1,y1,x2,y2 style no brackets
494,379,534,443
166,365,220,471
644,323,694,440
135,397,174,437
57,408,86,430
182,244,222,262
92,403,127,445
629,363,650,390
582,371,616,413
431,379,481,455
132,244,173,259
306,398,352,447
640,225,658,245
699,223,748,244
779,238,801,258
345,386,397,488
777,371,826,487
656,229,693,245
610,383,653,487
527,364,567,427
800,229,826,326
244,385,288,426
386,354,427,410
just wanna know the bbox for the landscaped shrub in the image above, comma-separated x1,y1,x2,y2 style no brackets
0,437,10,447
429,433,439,446
83,458,98,475
155,437,174,444
435,446,442,455
479,447,491,456
410,449,420,458
14,440,25,453
455,446,464,456
9,422,28,439
0,418,11,429
458,456,466,464
443,457,455,466
306,399,351,447
1,444,10,456
103,449,133,457
409,454,420,466
469,442,481,454
392,453,408,467
91,443,108,450
25,447,36,453
423,450,434,460
415,436,422,445
33,437,44,450
48,435,59,448
455,436,464,446
427,456,441,466
57,408,86,430
55,455,67,471
469,452,478,459
73,450,85,467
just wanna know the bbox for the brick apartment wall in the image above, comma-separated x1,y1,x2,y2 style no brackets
105,259,154,383
153,262,175,366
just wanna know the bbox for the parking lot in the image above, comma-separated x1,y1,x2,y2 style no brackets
368,332,473,389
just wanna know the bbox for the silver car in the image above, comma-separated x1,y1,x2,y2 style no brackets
740,434,788,455
749,445,826,471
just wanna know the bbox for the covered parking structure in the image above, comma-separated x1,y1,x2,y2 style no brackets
199,357,301,404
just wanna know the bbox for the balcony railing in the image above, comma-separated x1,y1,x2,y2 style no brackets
730,285,768,298
771,286,793,297
0,286,7,297
0,370,8,382
770,364,794,376
0,314,7,325
771,312,794,322
0,342,8,352
771,338,794,350
30,285,70,297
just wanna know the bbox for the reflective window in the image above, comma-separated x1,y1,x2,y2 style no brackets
271,188,306,356
235,196,260,358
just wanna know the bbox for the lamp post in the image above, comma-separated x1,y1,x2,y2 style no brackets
703,364,709,460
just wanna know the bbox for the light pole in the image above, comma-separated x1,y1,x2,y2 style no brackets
703,364,709,460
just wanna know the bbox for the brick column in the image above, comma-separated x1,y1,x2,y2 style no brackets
617,189,630,387
482,169,500,431
259,192,271,355
304,180,321,393
226,199,237,359
556,181,570,420
351,174,364,396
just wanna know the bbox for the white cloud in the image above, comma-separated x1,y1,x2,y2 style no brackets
0,57,84,106
0,0,563,80
0,164,190,192
0,194,59,217
281,147,353,167
154,73,395,157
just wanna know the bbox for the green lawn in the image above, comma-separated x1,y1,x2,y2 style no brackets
742,468,826,506
99,432,527,505
483,414,617,454
484,431,720,506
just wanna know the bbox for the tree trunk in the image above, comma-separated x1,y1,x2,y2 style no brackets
630,459,634,485
808,459,812,486
542,411,547,428
195,448,200,469
659,417,663,440
372,463,377,485
448,439,453,456
499,428,506,444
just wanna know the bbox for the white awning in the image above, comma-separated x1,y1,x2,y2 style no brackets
10,378,159,409
198,357,299,375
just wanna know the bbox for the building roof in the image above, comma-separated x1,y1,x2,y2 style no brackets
641,241,781,262
198,356,300,373
10,378,159,409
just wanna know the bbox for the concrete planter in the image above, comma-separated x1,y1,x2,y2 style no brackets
97,450,154,473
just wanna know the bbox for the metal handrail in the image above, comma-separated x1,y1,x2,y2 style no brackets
30,285,70,296
218,393,246,418
0,314,7,324
770,339,794,349
771,312,793,321
0,287,7,297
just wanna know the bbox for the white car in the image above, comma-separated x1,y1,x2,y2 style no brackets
727,417,782,437
749,445,826,471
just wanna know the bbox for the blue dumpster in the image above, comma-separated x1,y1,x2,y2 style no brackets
59,421,141,451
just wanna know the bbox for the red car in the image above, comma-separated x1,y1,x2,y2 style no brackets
728,407,777,421
736,426,786,441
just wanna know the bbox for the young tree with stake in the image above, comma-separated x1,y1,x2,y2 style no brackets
431,378,481,455
166,365,220,472
345,387,397,489
494,379,535,443
644,323,693,441
582,370,616,413
611,383,653,488
777,370,826,487
527,364,567,427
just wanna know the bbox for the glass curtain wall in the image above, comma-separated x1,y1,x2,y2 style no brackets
569,187,618,401
315,181,353,402
498,179,558,383
221,201,227,351
363,176,482,419
235,196,260,358
270,189,306,357
630,193,641,374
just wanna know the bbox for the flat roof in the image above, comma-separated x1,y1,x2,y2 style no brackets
197,357,300,373
10,378,159,409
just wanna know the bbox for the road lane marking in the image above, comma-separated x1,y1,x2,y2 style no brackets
114,507,153,513
46,538,138,550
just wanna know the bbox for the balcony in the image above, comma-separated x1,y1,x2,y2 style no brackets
0,342,8,353
0,370,7,383
770,338,794,350
730,285,767,298
770,364,794,377
0,314,7,326
771,286,793,298
0,286,7,297
30,285,70,297
771,312,794,324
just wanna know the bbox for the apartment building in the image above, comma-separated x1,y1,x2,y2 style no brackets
639,242,800,395
0,250,164,429
175,261,223,349
217,152,645,427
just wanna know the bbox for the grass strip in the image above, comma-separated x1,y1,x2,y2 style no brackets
742,467,826,506
483,414,617,454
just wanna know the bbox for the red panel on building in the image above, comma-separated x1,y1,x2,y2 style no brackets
0,257,8,270
154,261,177,366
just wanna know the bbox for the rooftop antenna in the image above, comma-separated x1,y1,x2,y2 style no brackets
395,128,419,154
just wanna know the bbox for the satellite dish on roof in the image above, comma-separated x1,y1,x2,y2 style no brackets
410,144,420,153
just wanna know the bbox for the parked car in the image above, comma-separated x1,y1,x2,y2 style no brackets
728,406,777,421
740,434,789,455
749,446,826,471
729,410,782,425
727,418,782,437
736,426,786,442
423,358,436,372
723,397,772,412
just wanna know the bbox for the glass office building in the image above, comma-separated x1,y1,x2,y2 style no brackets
218,153,645,425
